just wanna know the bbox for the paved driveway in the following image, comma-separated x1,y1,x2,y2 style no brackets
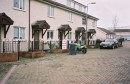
6,41,130,84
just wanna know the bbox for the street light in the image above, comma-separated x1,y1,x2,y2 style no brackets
85,2,96,48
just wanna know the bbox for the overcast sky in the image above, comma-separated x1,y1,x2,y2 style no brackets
76,0,130,28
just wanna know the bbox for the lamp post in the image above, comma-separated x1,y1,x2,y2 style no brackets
85,2,96,48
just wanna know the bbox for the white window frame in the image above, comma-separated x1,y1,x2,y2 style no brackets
92,20,96,27
68,32,72,39
78,4,82,11
68,12,73,22
82,7,86,12
48,6,54,17
13,0,25,10
47,30,54,40
67,0,71,7
13,26,25,40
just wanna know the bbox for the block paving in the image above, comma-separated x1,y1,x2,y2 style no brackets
5,41,130,84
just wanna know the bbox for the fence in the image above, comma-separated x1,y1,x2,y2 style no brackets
0,41,28,53
0,40,72,53
0,40,96,53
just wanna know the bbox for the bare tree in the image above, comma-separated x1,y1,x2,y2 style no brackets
112,15,118,31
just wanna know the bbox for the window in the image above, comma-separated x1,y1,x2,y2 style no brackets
14,26,25,39
47,30,54,40
68,12,73,22
82,17,86,25
79,5,82,11
13,0,25,10
67,0,71,7
48,6,54,17
92,20,96,27
82,7,86,12
68,32,72,39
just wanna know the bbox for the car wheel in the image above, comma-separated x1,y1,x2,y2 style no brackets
82,48,86,54
112,45,115,49
116,45,119,48
100,47,103,49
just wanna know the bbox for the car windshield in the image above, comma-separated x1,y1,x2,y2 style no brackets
105,39,114,42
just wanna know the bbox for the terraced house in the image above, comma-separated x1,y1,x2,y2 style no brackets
0,0,98,53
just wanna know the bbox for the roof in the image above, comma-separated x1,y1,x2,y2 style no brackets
58,24,72,31
36,0,99,21
114,29,130,32
76,27,85,32
32,20,50,30
0,13,14,25
87,29,96,33
98,27,115,34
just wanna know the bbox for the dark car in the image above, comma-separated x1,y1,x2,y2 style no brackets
100,39,119,49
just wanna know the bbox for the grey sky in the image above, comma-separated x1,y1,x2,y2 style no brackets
76,0,130,28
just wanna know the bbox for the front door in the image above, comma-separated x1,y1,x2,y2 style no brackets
34,30,40,50
59,31,63,49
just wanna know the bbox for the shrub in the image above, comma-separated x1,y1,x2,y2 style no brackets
95,39,102,48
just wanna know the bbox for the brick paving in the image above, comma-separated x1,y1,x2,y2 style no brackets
5,41,130,84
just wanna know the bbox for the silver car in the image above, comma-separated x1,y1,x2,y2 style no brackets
100,39,119,49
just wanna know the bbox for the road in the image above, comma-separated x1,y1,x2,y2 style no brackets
6,41,130,84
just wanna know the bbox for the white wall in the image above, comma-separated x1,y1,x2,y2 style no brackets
30,1,86,42
0,0,29,41
96,28,106,40
0,0,97,42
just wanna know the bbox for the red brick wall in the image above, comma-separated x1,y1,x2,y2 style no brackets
0,53,18,62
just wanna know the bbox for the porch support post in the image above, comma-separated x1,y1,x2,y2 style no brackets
64,31,69,38
42,29,47,38
79,32,83,38
4,25,10,38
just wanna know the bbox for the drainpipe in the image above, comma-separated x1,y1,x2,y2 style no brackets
0,26,1,53
0,26,1,41
28,0,31,51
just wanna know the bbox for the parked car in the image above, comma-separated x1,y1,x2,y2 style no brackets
100,39,119,49
127,37,130,41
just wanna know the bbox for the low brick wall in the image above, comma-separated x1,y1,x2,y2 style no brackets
50,49,69,53
50,49,62,53
0,53,18,62
21,51,45,58
62,49,69,53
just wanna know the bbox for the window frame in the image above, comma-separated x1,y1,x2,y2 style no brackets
82,17,86,25
78,4,82,11
13,26,25,40
47,30,54,40
92,20,96,27
68,32,72,39
48,6,54,17
68,12,73,22
13,0,25,10
67,0,71,7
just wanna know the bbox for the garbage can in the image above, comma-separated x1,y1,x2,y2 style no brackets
69,43,77,55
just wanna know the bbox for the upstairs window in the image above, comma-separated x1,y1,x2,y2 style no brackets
82,7,86,12
48,6,54,17
79,5,82,11
67,0,71,7
14,26,25,39
47,30,54,40
68,12,73,22
82,17,86,25
13,0,25,10
92,20,96,27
